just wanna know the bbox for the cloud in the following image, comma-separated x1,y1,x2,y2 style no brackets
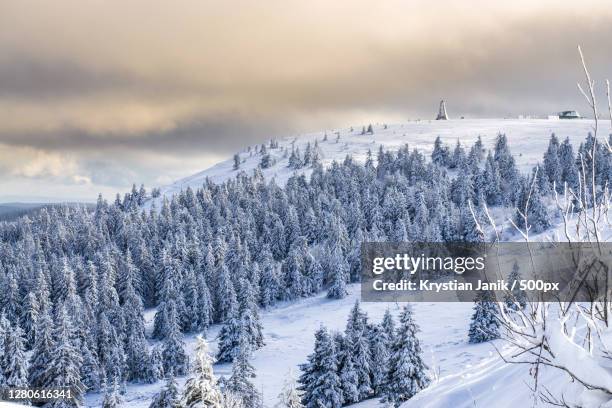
0,0,611,200
8,148,78,180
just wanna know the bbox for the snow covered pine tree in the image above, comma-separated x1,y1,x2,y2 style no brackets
381,305,430,408
468,291,500,343
181,336,223,408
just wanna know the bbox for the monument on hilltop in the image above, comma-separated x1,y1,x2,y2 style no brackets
436,100,449,120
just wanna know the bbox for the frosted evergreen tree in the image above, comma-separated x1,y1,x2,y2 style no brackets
504,262,527,311
196,274,214,333
303,143,312,166
2,273,20,325
29,308,55,389
338,350,359,404
57,258,83,321
493,133,520,204
215,264,237,322
344,301,372,400
493,133,513,173
298,326,343,408
138,244,157,307
543,134,562,192
222,392,245,408
2,323,29,387
327,266,347,299
528,176,552,232
451,162,474,207
450,140,466,169
515,176,550,233
365,149,374,169
289,147,304,169
0,316,5,386
480,152,503,205
459,208,484,243
270,217,287,260
102,377,122,408
381,305,430,407
148,347,165,381
183,268,201,332
21,291,40,349
97,311,126,385
282,248,304,300
216,310,243,363
81,344,102,392
79,263,97,307
97,254,122,331
411,191,429,241
260,153,273,169
181,336,223,408
346,234,363,283
468,291,500,343
326,248,348,300
285,206,302,252
559,137,579,191
118,249,140,304
225,341,262,408
310,141,321,165
468,135,484,164
369,324,390,396
0,312,8,340
275,370,304,408
431,136,450,167
381,309,395,346
161,302,189,376
122,259,152,383
149,375,181,408
534,163,552,197
332,332,355,403
238,278,264,350
259,247,280,308
233,153,241,170
577,133,609,189
48,305,85,406
376,145,393,178
34,267,53,319
154,254,184,339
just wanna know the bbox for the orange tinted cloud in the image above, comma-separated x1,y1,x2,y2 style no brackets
0,0,611,199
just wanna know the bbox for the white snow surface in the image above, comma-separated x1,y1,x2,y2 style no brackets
150,118,598,207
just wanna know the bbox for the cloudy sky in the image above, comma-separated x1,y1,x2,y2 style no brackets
1,0,612,202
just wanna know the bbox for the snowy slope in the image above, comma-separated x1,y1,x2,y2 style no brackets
86,285,514,407
399,354,561,408
85,285,557,408
151,118,598,206
109,118,603,408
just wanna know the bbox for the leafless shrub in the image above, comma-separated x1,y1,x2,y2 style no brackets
472,46,612,406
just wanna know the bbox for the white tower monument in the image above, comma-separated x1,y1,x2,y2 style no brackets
436,100,449,120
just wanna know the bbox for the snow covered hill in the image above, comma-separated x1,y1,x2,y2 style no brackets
125,118,604,408
84,284,566,408
152,118,597,205
86,285,518,407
